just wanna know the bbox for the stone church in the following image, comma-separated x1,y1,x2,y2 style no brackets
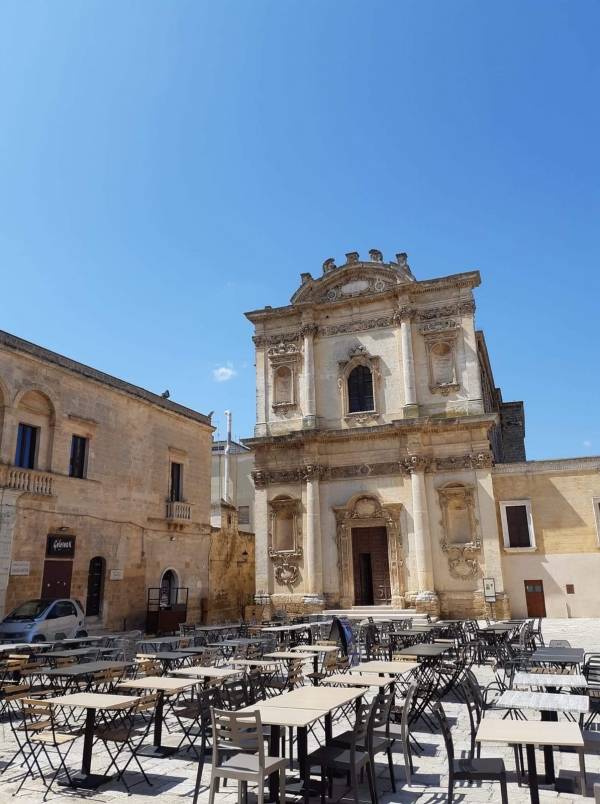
245,250,527,619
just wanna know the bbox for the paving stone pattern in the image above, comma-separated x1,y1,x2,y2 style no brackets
1,619,600,804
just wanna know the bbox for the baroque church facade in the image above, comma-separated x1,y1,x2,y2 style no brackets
245,250,526,619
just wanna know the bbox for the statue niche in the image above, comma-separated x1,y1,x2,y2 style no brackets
427,337,460,396
268,495,302,586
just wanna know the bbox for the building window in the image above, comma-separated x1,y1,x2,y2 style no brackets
86,556,105,616
238,506,250,525
15,423,38,469
348,365,374,413
69,436,88,478
500,500,536,550
170,462,183,502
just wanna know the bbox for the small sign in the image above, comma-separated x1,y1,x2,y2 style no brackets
10,561,30,576
483,577,496,602
109,569,124,581
46,534,75,558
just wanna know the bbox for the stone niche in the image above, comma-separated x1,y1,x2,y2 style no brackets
437,482,482,581
424,328,460,396
267,495,302,587
268,343,300,414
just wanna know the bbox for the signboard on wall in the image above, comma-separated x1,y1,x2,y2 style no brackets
46,535,76,559
483,577,496,603
109,569,124,581
10,561,30,576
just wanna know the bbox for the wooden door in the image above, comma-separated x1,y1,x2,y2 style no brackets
352,527,391,605
41,560,73,599
524,579,546,617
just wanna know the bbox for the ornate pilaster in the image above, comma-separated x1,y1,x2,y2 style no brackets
405,456,438,613
0,489,21,618
302,463,325,606
301,323,318,429
396,307,418,418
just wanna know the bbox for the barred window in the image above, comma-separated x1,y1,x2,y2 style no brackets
348,366,374,413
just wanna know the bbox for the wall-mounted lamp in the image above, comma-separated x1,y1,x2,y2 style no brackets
59,526,69,532
237,549,249,566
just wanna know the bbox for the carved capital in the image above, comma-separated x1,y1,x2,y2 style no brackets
403,455,433,474
393,306,417,324
300,323,318,338
302,463,327,482
458,299,476,315
251,470,270,488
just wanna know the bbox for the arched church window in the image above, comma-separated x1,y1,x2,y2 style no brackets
274,366,293,405
348,365,374,413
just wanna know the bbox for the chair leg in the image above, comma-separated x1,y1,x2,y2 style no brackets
321,767,326,804
366,761,378,804
579,748,586,797
500,776,509,804
192,751,204,804
447,773,454,804
208,776,218,804
386,747,396,793
279,766,286,804
350,767,360,804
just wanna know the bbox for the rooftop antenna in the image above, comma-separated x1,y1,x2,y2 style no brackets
224,410,232,503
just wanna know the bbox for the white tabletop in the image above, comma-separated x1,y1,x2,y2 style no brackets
497,690,589,714
171,666,242,679
118,676,195,692
350,660,418,675
257,685,363,711
46,692,141,709
514,672,588,689
292,645,338,653
322,673,394,687
264,651,316,659
235,703,329,728
477,718,584,747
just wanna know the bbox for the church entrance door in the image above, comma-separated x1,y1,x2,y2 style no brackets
352,527,391,605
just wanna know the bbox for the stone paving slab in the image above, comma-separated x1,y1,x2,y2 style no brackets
0,619,599,804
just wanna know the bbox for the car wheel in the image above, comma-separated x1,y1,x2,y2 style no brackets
32,635,45,644
75,630,88,637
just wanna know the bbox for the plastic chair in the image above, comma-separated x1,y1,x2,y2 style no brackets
208,708,286,804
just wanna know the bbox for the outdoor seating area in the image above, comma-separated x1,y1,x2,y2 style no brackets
2,616,600,804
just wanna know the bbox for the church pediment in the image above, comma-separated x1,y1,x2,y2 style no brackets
290,250,416,305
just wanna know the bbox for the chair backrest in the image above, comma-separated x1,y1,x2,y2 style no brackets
20,698,56,736
248,669,267,702
432,701,454,763
211,707,265,766
222,678,249,710
55,657,76,667
350,699,375,757
234,644,248,659
584,654,600,688
288,659,304,688
200,647,220,667
549,639,571,648
369,691,394,733
247,645,261,660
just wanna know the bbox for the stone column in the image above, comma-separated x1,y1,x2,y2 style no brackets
301,323,318,429
407,457,439,615
0,489,21,618
303,464,324,606
251,474,271,606
399,309,419,418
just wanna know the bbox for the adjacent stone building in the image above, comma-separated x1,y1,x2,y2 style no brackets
245,251,526,619
0,330,214,630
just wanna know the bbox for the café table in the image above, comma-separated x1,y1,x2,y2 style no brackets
349,659,418,676
322,672,395,691
45,692,140,788
230,658,278,669
42,661,129,693
176,646,206,655
264,651,317,661
291,644,338,675
116,676,196,756
171,665,243,681
496,689,588,789
43,649,95,665
476,718,585,804
531,647,584,667
143,651,192,670
136,636,181,652
62,636,103,645
394,643,452,660
514,671,588,689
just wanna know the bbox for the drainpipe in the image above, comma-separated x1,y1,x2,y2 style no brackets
224,410,232,503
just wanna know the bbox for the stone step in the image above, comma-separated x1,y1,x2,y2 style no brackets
323,607,429,622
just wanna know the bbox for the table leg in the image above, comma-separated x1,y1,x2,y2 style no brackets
312,654,319,685
66,707,114,789
540,711,555,784
139,690,177,757
268,725,281,802
525,743,540,804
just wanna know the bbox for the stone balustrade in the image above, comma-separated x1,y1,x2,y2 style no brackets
166,500,192,521
2,466,54,495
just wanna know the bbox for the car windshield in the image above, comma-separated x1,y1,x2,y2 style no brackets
4,600,54,621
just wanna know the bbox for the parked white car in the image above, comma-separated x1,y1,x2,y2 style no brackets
0,598,87,644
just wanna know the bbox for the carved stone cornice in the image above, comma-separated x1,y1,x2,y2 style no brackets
253,330,302,348
318,316,394,337
414,300,476,322
402,455,434,474
419,318,460,334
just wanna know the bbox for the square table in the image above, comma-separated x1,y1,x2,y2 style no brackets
62,636,103,645
171,666,243,680
42,661,129,692
350,660,418,676
476,718,585,804
230,659,278,669
143,651,192,669
514,672,588,689
43,649,95,665
117,676,196,756
45,692,140,789
322,673,395,689
264,651,317,660
136,636,181,652
531,648,584,666
291,644,338,675
394,644,451,660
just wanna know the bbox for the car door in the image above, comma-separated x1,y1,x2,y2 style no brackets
46,600,77,640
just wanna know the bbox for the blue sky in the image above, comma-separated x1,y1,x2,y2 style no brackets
0,1,598,457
